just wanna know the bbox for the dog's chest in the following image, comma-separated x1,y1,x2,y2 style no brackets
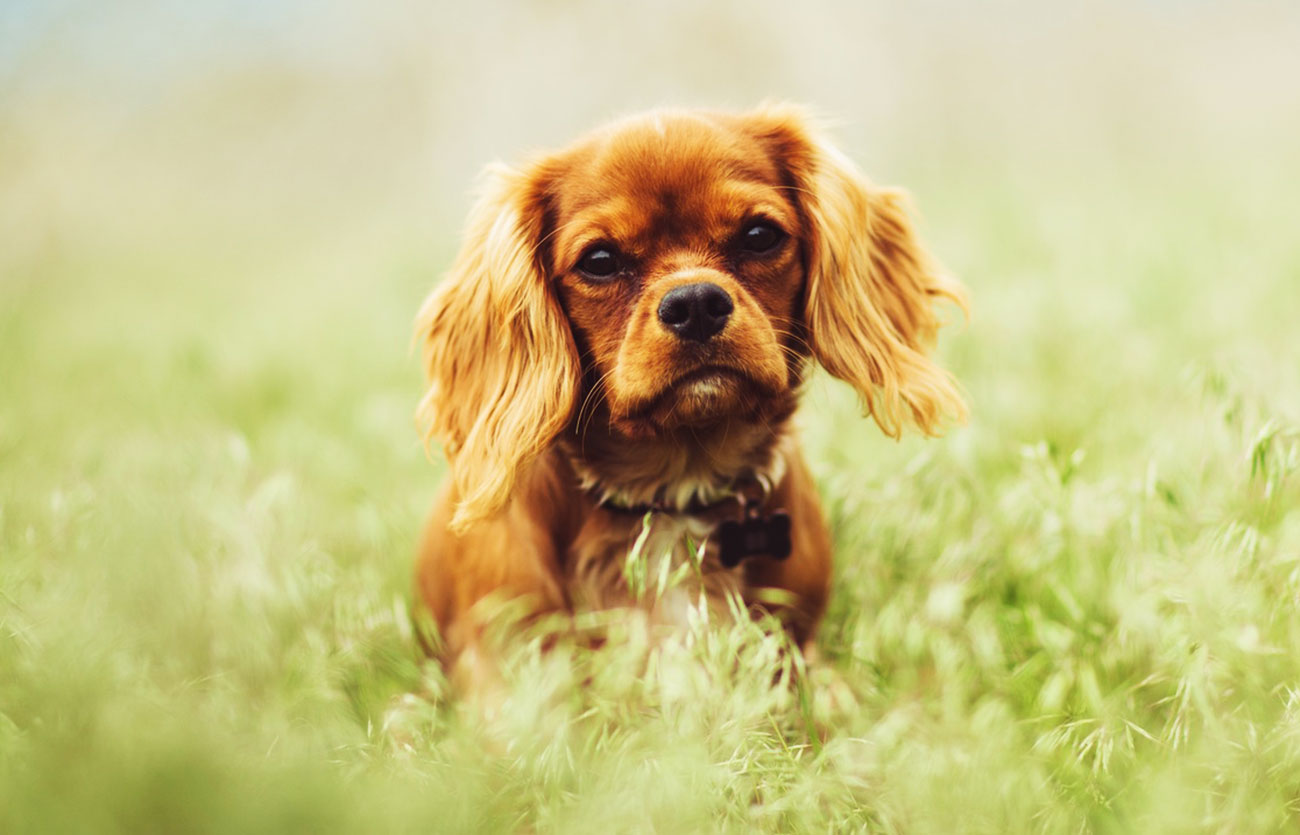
565,512,744,628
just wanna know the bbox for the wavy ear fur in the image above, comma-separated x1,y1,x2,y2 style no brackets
416,163,579,532
750,106,968,437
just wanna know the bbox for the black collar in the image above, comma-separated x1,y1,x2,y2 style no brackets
585,474,793,567
595,492,741,517
586,472,774,518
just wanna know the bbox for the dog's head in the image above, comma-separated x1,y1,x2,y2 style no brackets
419,105,967,530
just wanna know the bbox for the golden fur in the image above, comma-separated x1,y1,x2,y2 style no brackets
414,105,966,689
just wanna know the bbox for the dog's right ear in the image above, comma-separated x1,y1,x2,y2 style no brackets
744,104,968,438
416,163,580,533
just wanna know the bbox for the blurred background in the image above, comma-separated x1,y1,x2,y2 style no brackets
4,0,1298,424
5,0,1299,351
3,1,1300,831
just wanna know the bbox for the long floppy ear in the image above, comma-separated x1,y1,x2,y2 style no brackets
416,163,580,532
750,107,968,437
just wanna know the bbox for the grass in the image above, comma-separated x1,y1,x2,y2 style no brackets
3,5,1300,831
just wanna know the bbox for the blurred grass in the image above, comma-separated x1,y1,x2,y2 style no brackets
3,1,1300,832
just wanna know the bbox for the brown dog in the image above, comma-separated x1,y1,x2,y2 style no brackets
414,105,966,690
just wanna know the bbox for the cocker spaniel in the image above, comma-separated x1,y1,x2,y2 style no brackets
414,104,966,690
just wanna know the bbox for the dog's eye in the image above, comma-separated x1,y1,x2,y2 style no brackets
739,221,784,254
576,246,621,279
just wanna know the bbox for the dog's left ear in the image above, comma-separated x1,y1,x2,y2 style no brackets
746,106,968,438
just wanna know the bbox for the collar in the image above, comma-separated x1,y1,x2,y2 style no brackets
579,448,788,518
591,471,776,517
580,455,794,567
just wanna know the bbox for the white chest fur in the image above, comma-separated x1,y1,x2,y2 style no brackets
566,510,746,630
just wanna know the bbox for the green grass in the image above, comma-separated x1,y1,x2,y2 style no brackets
4,10,1300,830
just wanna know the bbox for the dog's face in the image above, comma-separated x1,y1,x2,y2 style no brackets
546,115,803,437
419,106,967,530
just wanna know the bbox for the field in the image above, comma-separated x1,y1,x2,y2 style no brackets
2,2,1299,832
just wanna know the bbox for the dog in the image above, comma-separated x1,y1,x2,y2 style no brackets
413,104,966,691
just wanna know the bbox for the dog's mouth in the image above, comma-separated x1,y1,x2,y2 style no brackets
654,362,752,398
668,364,748,391
619,363,765,427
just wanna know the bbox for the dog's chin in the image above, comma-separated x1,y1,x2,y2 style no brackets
611,366,778,437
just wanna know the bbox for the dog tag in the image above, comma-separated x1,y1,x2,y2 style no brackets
717,511,792,568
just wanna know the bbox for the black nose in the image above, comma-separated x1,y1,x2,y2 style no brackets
657,282,734,343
